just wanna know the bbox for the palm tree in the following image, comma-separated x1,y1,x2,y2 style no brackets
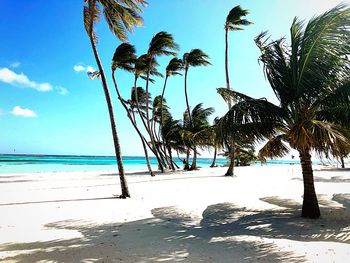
144,32,179,171
161,114,184,170
83,0,146,198
160,58,184,129
218,5,350,218
225,5,252,107
183,49,211,126
224,5,252,177
183,103,214,170
111,43,155,177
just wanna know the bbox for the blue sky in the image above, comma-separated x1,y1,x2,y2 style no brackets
0,0,348,156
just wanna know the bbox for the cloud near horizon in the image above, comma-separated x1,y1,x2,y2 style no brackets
11,106,37,118
0,67,53,92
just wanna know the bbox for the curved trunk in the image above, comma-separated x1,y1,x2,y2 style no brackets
210,147,217,167
225,154,235,177
112,72,154,177
167,146,176,171
89,37,130,198
145,59,165,173
160,75,169,155
299,150,320,219
160,75,169,130
184,67,193,126
134,75,165,173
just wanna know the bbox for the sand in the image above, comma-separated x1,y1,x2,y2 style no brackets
0,165,349,262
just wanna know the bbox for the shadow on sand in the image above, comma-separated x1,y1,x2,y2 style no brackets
1,195,350,262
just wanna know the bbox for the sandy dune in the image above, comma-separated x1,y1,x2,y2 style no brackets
0,165,349,262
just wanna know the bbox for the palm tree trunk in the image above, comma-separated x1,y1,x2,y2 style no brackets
160,75,169,130
160,75,169,155
133,75,165,173
299,150,320,219
184,148,190,170
167,146,176,171
340,156,345,168
225,154,235,176
210,147,217,167
225,28,231,107
145,61,165,172
225,28,236,174
112,72,155,177
190,147,197,170
184,67,193,126
89,37,130,198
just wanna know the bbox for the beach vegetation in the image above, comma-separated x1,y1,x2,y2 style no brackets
217,5,350,218
83,0,147,198
223,5,253,176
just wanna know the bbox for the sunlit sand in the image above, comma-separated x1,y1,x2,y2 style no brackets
0,165,349,262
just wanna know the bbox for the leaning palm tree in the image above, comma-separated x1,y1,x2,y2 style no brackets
111,43,155,177
83,0,146,198
160,58,184,128
218,5,350,218
183,49,211,126
144,32,179,171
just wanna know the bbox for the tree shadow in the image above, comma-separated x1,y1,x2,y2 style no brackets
292,176,350,183
1,195,349,262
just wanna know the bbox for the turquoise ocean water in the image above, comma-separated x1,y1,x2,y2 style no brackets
0,154,312,174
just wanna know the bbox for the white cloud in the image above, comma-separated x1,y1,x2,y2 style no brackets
73,65,86,72
11,106,37,118
86,66,96,72
10,62,21,68
0,68,53,92
74,64,96,73
56,86,69,95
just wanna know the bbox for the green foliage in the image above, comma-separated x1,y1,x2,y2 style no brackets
148,31,179,57
183,49,211,69
219,5,350,161
226,5,253,31
83,0,146,42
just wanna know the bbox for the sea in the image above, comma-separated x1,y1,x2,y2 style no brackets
0,154,329,174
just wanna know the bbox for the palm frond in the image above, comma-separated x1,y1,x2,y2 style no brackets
98,0,145,42
183,49,211,68
112,43,136,71
166,58,184,76
226,5,253,30
258,135,290,162
148,31,180,57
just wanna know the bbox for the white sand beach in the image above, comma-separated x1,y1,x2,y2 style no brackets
0,165,349,262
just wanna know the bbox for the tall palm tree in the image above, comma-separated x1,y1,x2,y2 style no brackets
160,58,184,129
224,5,252,177
144,32,179,171
183,49,211,126
111,43,155,177
218,5,350,218
83,0,146,198
132,54,166,171
225,5,252,107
